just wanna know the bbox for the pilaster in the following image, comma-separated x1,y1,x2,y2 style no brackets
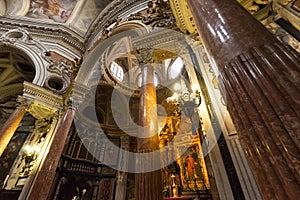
20,81,87,200
2,82,63,197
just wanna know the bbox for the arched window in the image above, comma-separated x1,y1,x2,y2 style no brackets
168,57,184,79
110,61,124,81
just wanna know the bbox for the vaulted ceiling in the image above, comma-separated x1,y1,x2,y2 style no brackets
1,0,299,35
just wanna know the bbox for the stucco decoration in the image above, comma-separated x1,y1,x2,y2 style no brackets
0,28,48,86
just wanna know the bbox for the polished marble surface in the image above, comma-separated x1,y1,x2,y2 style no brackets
187,0,300,199
26,109,75,199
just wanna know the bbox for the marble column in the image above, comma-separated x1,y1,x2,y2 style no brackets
25,108,75,200
0,106,26,157
135,63,163,200
186,0,300,199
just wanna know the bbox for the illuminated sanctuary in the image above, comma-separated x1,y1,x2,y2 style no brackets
0,0,299,199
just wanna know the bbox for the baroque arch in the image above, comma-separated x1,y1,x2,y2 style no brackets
76,22,149,86
0,28,48,86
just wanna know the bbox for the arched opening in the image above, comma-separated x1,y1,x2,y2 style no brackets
0,49,36,104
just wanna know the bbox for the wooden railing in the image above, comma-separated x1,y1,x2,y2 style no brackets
59,155,103,175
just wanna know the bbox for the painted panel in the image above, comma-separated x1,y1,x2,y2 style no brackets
0,132,28,188
70,0,112,31
26,0,78,23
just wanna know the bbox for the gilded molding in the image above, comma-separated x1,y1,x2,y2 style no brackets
21,81,63,119
127,0,176,29
169,0,197,34
273,0,300,31
135,48,156,64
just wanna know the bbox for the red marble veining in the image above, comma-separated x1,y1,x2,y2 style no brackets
187,0,277,66
135,64,162,200
26,108,75,200
138,64,160,151
222,45,300,199
187,0,300,199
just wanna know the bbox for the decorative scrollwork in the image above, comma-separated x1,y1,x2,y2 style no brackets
128,0,176,29
49,61,73,77
0,28,33,45
135,48,155,64
43,52,74,78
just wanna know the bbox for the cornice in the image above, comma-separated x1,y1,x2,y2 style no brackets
22,81,63,109
132,29,186,53
18,81,63,119
0,16,85,55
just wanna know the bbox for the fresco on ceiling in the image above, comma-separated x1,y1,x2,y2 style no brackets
26,0,78,23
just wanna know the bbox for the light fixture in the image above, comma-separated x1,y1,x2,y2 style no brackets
167,82,201,135
179,90,201,117
169,89,201,118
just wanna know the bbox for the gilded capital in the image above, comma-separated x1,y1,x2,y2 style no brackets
135,48,155,65
21,82,63,119
135,48,177,65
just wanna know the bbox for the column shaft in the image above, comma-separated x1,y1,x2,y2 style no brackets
25,108,75,200
115,136,130,200
186,0,300,199
135,64,162,200
0,107,26,156
137,64,159,150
